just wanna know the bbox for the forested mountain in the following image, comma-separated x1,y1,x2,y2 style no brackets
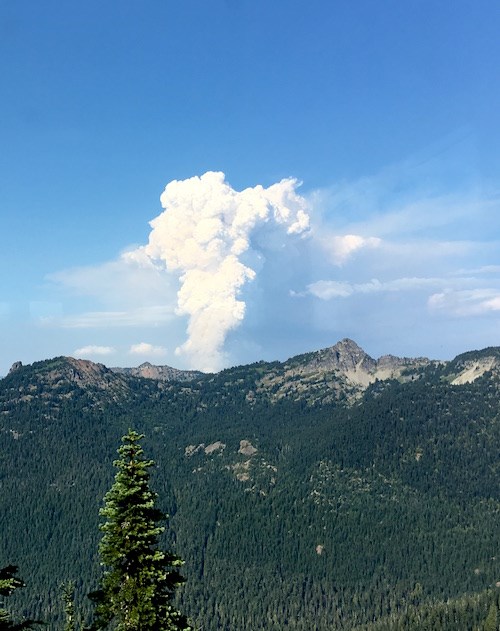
1,339,500,629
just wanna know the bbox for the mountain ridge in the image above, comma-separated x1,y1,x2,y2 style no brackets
2,338,500,629
4,338,500,401
109,361,204,382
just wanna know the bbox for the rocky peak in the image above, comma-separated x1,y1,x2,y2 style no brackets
323,338,377,372
8,361,23,374
288,338,376,375
62,357,114,386
254,339,433,405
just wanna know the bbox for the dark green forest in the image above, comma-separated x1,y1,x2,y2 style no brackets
1,348,500,629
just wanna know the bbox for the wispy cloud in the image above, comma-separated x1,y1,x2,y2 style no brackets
303,276,446,300
47,253,177,308
42,306,175,329
317,234,382,266
74,345,116,357
301,272,500,305
129,342,167,357
308,146,500,249
428,289,500,317
451,265,500,276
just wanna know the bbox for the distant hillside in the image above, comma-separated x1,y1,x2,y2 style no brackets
249,338,434,404
3,356,133,405
7,338,499,403
2,340,500,630
110,361,204,382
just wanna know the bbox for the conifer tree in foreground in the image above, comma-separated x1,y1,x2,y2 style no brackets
89,430,190,631
0,566,40,630
61,581,77,631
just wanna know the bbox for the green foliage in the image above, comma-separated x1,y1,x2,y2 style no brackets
2,353,500,628
353,589,500,630
61,582,76,631
483,600,499,631
89,430,190,631
0,566,41,630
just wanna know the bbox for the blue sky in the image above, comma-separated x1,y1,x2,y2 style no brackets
1,0,500,373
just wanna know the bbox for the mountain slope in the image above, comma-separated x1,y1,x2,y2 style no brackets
1,341,500,630
252,338,433,403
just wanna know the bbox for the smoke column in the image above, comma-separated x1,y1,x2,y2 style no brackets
132,171,310,371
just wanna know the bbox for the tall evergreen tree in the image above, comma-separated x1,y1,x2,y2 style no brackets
89,430,190,631
61,582,77,631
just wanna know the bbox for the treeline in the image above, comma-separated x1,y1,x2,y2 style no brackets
2,430,190,630
1,358,500,628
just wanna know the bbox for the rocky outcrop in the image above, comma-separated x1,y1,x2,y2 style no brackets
450,357,499,384
297,338,377,374
254,339,433,404
8,361,23,374
110,362,204,382
289,339,430,383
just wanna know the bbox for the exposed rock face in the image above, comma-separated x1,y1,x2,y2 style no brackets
8,361,23,374
443,347,500,385
291,339,430,384
299,338,377,374
254,339,433,404
451,357,498,384
110,362,204,382
6,340,499,416
63,358,114,386
238,439,257,456
185,441,226,456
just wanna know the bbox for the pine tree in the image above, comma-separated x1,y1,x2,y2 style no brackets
89,430,190,631
0,566,41,630
483,601,498,631
62,581,77,631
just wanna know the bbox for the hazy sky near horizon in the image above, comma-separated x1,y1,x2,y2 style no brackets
1,0,500,374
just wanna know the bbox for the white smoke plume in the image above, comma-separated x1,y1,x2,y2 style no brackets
129,171,310,371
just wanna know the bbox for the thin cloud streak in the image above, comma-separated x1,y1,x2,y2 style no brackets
74,345,116,357
429,289,500,317
305,277,444,300
46,254,176,307
41,306,175,329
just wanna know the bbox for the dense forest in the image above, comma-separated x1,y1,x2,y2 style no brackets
1,342,500,629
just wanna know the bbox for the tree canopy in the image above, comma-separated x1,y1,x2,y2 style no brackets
90,430,190,631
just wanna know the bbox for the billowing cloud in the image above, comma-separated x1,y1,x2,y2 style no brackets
74,345,115,357
129,171,310,371
129,342,167,357
37,153,500,375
